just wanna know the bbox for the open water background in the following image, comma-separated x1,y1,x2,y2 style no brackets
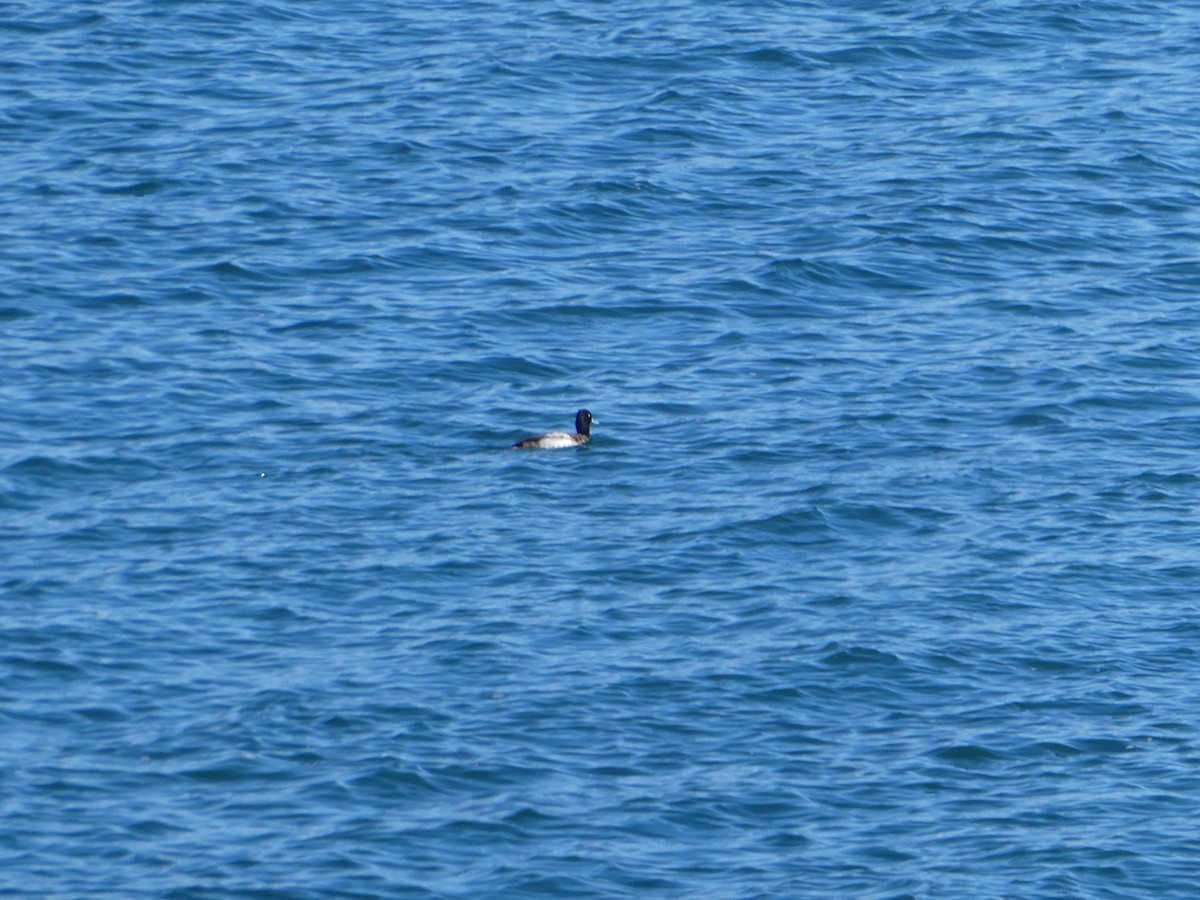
4,1,1200,896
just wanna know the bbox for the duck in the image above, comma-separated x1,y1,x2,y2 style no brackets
510,409,595,449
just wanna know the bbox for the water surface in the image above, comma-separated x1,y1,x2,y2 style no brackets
3,1,1200,896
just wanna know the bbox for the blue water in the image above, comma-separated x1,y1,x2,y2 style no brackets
4,1,1200,896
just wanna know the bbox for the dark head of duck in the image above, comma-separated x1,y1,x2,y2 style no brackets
575,409,594,435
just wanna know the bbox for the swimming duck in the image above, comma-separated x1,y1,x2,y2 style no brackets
510,409,595,449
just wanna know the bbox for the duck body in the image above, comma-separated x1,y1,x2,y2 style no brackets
510,409,594,450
